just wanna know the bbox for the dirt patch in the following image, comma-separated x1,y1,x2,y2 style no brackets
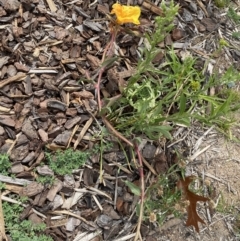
157,115,240,241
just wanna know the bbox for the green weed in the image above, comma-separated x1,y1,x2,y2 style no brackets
218,66,240,85
0,182,6,190
3,196,52,241
0,154,11,176
90,137,113,155
131,162,187,224
103,1,240,140
214,0,229,8
45,149,88,175
36,175,55,186
215,194,235,214
125,159,186,224
142,173,182,223
227,7,240,24
232,31,240,40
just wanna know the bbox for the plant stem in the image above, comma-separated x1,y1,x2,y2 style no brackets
133,143,145,241
97,27,118,112
102,116,133,147
96,67,105,111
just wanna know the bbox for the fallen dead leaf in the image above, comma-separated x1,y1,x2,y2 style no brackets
177,176,209,232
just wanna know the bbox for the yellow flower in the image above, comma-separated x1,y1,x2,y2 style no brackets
111,3,141,25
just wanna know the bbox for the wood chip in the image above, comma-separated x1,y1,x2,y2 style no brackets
46,0,57,12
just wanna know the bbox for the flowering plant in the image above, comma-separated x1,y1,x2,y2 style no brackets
111,3,141,25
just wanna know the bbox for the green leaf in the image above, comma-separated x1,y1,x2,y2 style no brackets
100,56,119,69
125,180,141,196
144,125,173,139
179,93,186,114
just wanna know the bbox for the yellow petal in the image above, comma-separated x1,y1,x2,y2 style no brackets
111,3,141,25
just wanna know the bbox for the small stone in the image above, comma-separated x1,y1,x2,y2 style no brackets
182,8,193,22
103,205,120,220
142,144,156,159
153,51,164,64
96,215,113,229
189,2,198,12
172,28,184,41
197,23,206,32
63,174,75,187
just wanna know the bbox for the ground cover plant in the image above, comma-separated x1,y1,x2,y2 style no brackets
0,0,240,240
0,153,11,176
2,196,52,241
45,148,88,175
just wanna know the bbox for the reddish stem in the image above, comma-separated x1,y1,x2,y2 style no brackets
96,28,118,112
134,143,145,241
135,143,145,201
96,67,105,111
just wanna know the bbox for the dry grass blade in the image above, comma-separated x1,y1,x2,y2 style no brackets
141,155,157,175
141,0,163,15
86,186,112,200
67,124,80,148
50,210,94,226
102,117,134,147
189,144,213,161
73,113,96,149
112,233,136,241
28,69,58,74
107,160,132,174
73,230,102,241
0,73,26,88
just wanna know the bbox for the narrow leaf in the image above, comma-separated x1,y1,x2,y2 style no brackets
179,93,186,114
125,180,141,196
